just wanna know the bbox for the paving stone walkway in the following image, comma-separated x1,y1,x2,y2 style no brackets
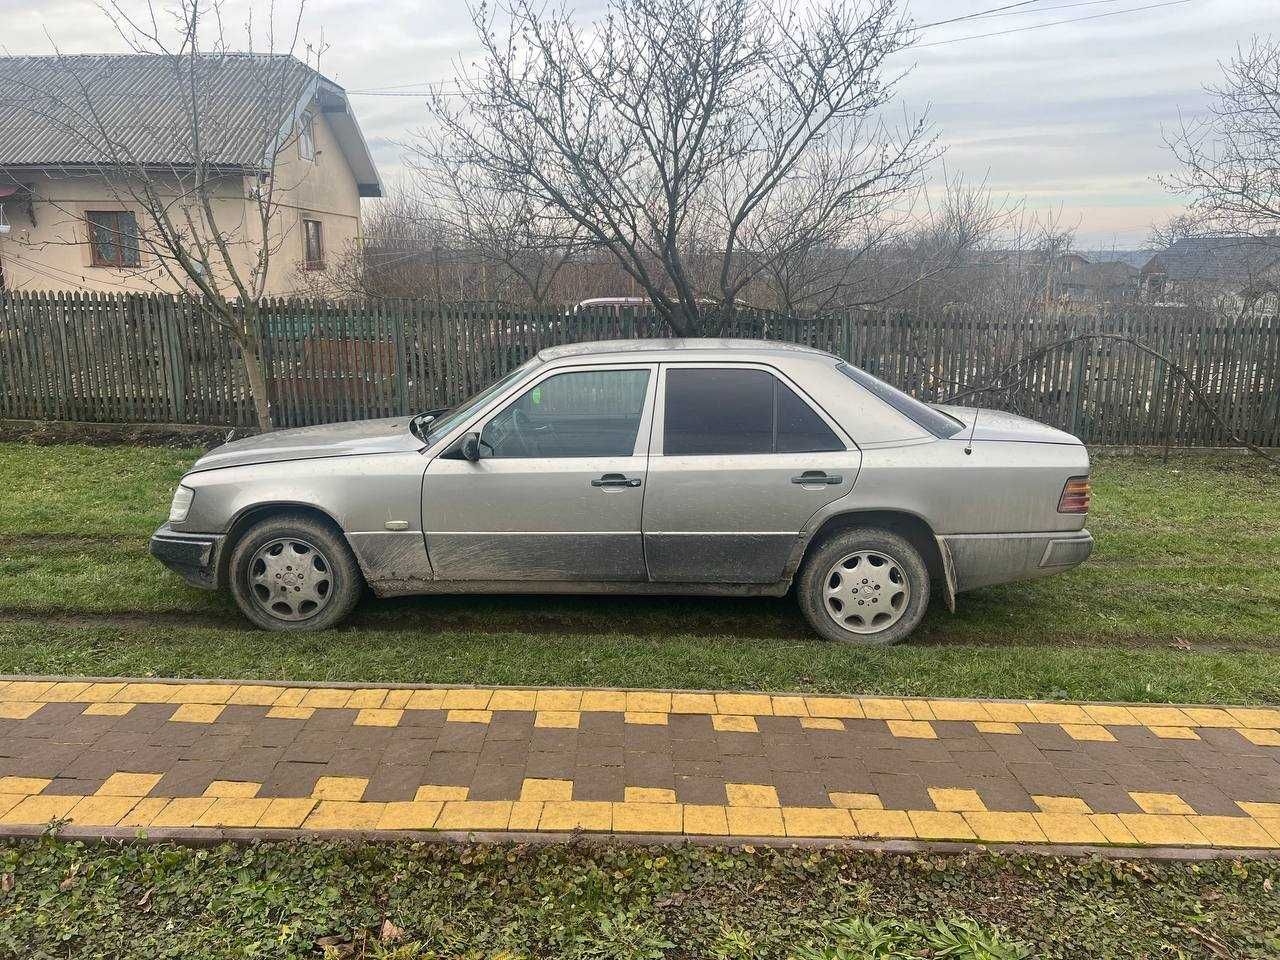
1,677,1279,850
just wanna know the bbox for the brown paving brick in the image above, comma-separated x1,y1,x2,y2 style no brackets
435,724,488,753
530,729,578,753
717,732,763,756
720,756,774,784
674,775,727,805
772,773,831,808
257,761,326,798
973,780,1039,813
579,711,625,735
1007,762,1075,797
422,752,479,786
153,760,223,798
983,735,1046,763
870,772,932,810
525,751,576,780
362,765,428,803
572,768,626,802
673,759,723,780
479,740,530,765
624,752,675,787
578,745,624,768
486,712,535,740
763,743,820,773
668,714,715,740
43,777,104,796
468,764,528,801
382,739,433,766
909,761,976,790
623,725,670,752
1072,782,1144,815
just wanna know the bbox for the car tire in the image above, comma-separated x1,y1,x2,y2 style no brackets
228,513,362,632
796,527,930,646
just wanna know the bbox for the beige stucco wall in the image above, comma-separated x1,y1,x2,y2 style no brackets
0,109,363,296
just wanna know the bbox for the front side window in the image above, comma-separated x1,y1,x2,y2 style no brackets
482,368,650,458
663,367,844,455
302,218,324,269
87,211,140,267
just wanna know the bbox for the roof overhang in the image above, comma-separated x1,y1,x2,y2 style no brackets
314,79,382,198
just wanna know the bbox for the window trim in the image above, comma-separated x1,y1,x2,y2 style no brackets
86,210,141,268
653,361,852,457
302,218,324,271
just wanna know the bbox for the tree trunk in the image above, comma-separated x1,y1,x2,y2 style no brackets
236,328,274,432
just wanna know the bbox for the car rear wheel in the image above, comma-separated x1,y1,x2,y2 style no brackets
228,514,362,632
797,528,930,645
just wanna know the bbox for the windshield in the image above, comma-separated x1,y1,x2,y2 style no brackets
835,362,964,439
423,357,542,444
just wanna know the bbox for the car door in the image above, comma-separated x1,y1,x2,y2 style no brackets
422,364,657,581
643,362,862,583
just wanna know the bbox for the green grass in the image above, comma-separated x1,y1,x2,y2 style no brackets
2,837,1277,959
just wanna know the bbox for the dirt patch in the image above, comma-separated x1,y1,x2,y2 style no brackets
0,419,247,450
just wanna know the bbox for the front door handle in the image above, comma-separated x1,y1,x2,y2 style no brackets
592,473,642,488
791,470,842,485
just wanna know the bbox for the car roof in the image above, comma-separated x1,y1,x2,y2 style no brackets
536,338,836,363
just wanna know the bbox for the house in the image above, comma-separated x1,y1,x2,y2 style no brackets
0,54,381,294
1048,254,1139,303
1140,237,1280,307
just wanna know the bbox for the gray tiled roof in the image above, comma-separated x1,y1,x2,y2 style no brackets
1144,237,1280,282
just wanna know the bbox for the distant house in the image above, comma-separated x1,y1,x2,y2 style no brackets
0,54,382,294
1049,254,1139,303
1140,237,1280,307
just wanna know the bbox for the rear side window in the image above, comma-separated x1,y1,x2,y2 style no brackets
664,367,844,455
836,362,963,439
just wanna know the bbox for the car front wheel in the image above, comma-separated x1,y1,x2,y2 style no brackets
228,514,362,631
797,528,930,645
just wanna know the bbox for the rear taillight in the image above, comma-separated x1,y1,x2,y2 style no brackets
1058,476,1091,514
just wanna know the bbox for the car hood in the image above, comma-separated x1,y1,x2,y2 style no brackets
933,405,1082,445
187,417,424,472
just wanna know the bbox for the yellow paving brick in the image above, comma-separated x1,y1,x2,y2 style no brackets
1180,708,1237,727
1089,814,1138,845
65,796,139,826
715,693,772,716
80,682,126,701
489,689,539,711
415,785,469,801
256,798,317,828
726,806,785,836
1116,814,1210,846
625,787,677,804
0,702,42,720
909,810,976,840
1082,704,1140,726
579,690,626,712
345,689,389,709
1190,816,1277,848
0,796,25,818
41,681,92,702
447,709,493,724
508,801,544,830
886,719,936,739
800,717,845,730
534,710,579,728
626,691,672,713
305,801,385,830
1228,707,1280,728
927,700,992,722
1027,703,1090,725
312,776,368,801
97,773,163,797
442,688,493,710
194,798,273,828
170,683,237,704
1256,819,1280,847
1237,801,1280,819
377,801,443,830
520,778,573,801
829,792,883,810
671,693,717,714
266,706,314,720
974,722,1022,735
1034,813,1107,844
404,689,446,710
782,806,855,838
805,697,863,719
4,681,55,700
382,690,414,709
226,685,284,706
150,798,218,828
202,781,261,798
0,777,51,796
904,700,936,721
115,797,169,828
0,795,80,824
725,783,779,807
624,712,668,725
435,800,514,831
1061,723,1116,742
769,695,809,717
1130,792,1195,815
851,809,915,838
927,788,986,812
1126,706,1194,727
683,804,729,835
860,698,911,719
354,708,403,727
982,702,1036,723
83,702,135,716
534,690,582,711
1033,795,1092,814
1239,728,1280,746
272,688,310,707
613,801,683,833
170,703,224,723
299,688,353,709
963,812,1047,843
711,714,758,733
1150,726,1200,740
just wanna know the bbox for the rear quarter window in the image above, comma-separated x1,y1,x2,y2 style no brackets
836,362,963,439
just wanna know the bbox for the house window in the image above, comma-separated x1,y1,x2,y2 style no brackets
299,112,315,161
87,211,140,267
303,218,324,269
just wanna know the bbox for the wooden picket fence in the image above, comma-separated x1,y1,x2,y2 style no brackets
2,290,1279,448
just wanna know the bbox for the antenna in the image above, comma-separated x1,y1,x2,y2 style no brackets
963,404,980,456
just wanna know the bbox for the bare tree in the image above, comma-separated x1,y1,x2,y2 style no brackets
0,0,320,430
423,0,933,335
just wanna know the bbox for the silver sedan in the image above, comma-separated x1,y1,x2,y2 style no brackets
150,339,1093,644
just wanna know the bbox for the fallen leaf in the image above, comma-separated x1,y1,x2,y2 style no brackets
380,918,405,942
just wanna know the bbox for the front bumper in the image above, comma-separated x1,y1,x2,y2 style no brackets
941,529,1093,593
149,524,225,590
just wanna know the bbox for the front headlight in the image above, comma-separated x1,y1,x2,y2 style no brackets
168,485,195,523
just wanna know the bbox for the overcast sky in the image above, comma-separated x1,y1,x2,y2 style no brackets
1,0,1269,246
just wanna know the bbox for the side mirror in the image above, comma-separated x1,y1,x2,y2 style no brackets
460,431,482,462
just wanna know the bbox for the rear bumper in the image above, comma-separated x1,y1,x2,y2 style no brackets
941,529,1093,593
149,524,225,590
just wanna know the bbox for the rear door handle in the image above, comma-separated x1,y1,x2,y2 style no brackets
791,470,842,485
592,473,642,488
